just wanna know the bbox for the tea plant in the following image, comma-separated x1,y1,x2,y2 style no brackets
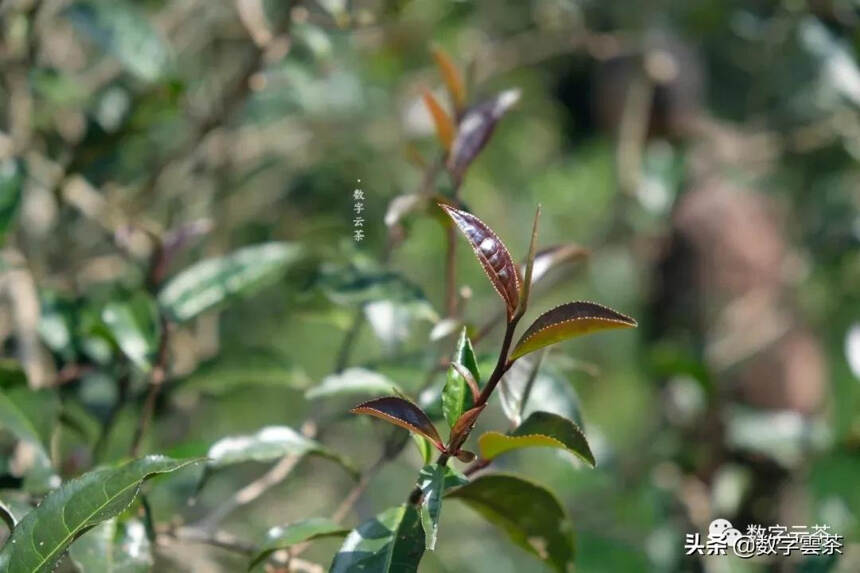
0,47,635,572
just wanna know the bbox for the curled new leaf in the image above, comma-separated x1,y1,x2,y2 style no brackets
449,404,485,448
351,396,444,451
511,301,636,360
442,327,480,428
431,46,466,112
440,205,519,318
529,244,590,286
478,411,595,467
422,89,456,151
447,89,520,181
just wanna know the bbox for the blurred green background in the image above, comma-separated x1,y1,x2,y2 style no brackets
1,0,859,571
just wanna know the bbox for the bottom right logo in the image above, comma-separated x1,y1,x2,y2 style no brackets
684,518,843,558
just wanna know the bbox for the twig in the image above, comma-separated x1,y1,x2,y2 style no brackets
129,314,171,456
334,307,365,373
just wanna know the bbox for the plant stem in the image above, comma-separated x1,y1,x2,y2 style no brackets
334,307,364,373
475,315,520,407
130,313,170,457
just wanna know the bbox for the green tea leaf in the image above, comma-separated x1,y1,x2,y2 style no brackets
511,301,636,360
101,293,160,372
446,474,574,572
0,390,58,493
440,205,520,318
441,328,480,429
330,505,425,572
305,368,401,400
158,242,303,323
411,434,433,464
416,464,468,550
478,411,595,467
0,158,24,244
0,456,198,573
351,397,444,451
249,518,348,569
178,348,308,397
68,518,152,573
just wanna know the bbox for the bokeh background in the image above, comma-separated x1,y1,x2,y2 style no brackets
1,0,859,571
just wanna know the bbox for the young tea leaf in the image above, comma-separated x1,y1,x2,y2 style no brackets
446,474,574,572
441,327,480,428
422,89,456,151
330,504,425,572
440,205,519,318
416,464,469,550
511,301,636,360
449,404,485,449
0,456,198,573
351,396,444,451
250,518,348,569
478,411,595,467
447,89,520,182
431,46,466,112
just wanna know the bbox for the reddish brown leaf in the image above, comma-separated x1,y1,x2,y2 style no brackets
447,89,520,181
454,449,476,463
449,404,486,447
422,89,456,151
440,204,520,318
511,301,637,360
431,46,466,112
351,396,444,451
451,362,480,403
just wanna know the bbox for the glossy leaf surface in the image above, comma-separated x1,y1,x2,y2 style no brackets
446,474,574,572
447,89,520,181
0,456,197,573
441,328,480,429
440,205,519,317
478,411,595,467
305,368,401,400
351,397,443,450
330,504,424,572
249,518,348,569
416,464,469,550
511,301,636,360
158,242,302,322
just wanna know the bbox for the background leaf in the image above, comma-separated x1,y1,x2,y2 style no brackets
68,517,152,573
249,517,348,569
330,504,424,573
0,390,58,493
0,456,197,573
0,158,24,244
441,328,480,429
101,293,160,372
305,368,401,400
446,474,574,572
447,90,520,181
158,242,303,323
478,411,595,467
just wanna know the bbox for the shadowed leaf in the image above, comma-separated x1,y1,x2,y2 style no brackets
422,90,456,151
416,464,468,550
431,46,466,112
478,411,595,467
447,89,520,181
511,301,636,360
449,404,485,447
330,505,424,572
351,397,444,450
442,328,480,428
446,474,574,572
440,205,519,317
0,456,199,573
250,518,348,569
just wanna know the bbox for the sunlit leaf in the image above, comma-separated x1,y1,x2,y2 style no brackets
440,205,519,318
249,518,348,569
478,411,595,467
0,390,58,493
446,474,574,572
529,244,590,286
442,328,480,429
449,404,485,449
158,242,303,322
431,46,466,112
511,301,636,360
305,368,401,400
412,434,433,464
416,464,468,550
351,397,444,451
0,158,24,245
447,90,520,181
330,504,424,572
422,89,456,151
68,518,152,573
0,456,198,573
101,293,160,372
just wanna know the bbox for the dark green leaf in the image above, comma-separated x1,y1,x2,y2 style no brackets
158,242,303,323
478,411,595,467
511,301,636,360
0,390,58,493
416,464,468,550
68,518,152,573
0,158,24,245
249,518,348,569
305,368,401,400
0,456,198,573
440,205,519,318
351,397,444,451
446,474,574,572
330,505,425,573
441,328,480,428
